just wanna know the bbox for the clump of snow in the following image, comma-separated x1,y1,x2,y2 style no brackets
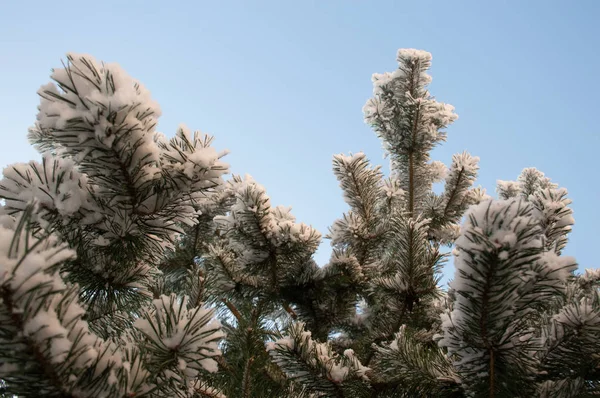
496,180,521,199
553,298,600,330
579,269,600,287
382,177,405,200
215,174,321,266
466,186,491,204
342,348,370,380
449,152,479,176
362,97,394,122
333,152,367,165
328,362,349,382
396,48,433,65
0,155,92,218
23,308,72,363
432,223,461,244
429,160,448,182
134,294,224,376
518,168,557,195
163,125,227,184
327,212,364,246
497,168,559,202
529,187,574,246
267,322,370,385
267,336,296,352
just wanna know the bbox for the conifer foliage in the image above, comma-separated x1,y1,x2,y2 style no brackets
1,50,598,398
0,54,229,397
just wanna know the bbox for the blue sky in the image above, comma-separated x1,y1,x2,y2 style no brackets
1,1,598,285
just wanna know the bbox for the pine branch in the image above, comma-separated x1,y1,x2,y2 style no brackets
222,299,243,323
1,286,74,398
439,199,576,397
268,322,370,397
242,356,255,398
283,302,298,320
407,101,421,217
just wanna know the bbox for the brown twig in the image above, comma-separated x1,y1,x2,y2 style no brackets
222,299,243,322
282,302,298,320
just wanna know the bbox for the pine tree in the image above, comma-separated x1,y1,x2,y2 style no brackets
230,50,597,397
0,54,230,397
266,49,484,397
1,49,599,398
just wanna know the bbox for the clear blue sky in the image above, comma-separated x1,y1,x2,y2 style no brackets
1,1,598,285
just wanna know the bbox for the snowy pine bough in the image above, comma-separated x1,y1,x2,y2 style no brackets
0,50,598,397
0,54,229,397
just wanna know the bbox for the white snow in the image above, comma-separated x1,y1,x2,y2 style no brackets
134,294,224,375
268,322,370,384
440,197,579,381
23,308,72,363
0,156,92,218
429,160,448,182
449,152,479,176
396,48,433,64
496,180,521,198
363,48,458,157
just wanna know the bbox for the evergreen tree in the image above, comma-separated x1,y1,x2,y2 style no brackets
266,49,483,397
0,54,229,397
1,49,598,398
